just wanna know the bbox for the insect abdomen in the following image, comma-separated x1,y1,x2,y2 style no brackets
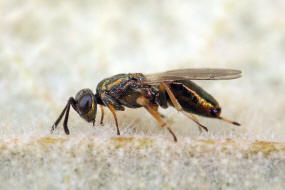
168,81,220,117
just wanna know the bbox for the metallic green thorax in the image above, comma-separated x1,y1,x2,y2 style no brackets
96,73,147,110
96,73,143,93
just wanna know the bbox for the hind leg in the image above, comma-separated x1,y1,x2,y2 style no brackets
161,83,208,133
170,82,241,127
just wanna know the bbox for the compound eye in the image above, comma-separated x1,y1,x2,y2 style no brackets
78,95,92,114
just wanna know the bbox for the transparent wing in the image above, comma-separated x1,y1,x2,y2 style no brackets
143,68,242,84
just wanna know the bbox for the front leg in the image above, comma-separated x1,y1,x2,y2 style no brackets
100,105,105,125
51,97,76,135
101,93,124,135
106,104,120,135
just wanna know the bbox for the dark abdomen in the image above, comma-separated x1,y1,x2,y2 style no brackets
168,81,219,117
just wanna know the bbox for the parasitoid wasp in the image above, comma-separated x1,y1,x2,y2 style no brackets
51,68,242,142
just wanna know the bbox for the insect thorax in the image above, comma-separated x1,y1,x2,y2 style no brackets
96,73,144,93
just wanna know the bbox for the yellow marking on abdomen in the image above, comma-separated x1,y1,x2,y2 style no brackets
174,82,214,109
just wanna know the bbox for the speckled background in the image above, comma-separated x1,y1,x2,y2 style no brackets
0,0,285,189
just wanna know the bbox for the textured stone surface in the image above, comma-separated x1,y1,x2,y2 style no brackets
0,137,285,189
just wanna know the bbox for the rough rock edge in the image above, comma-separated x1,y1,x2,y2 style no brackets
1,137,284,157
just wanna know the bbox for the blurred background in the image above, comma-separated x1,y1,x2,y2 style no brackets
0,0,285,189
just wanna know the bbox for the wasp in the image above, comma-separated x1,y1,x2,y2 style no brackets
51,68,242,142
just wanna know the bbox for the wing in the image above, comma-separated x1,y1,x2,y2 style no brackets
143,68,242,84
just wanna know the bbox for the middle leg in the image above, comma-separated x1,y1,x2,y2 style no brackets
136,96,177,142
101,93,124,136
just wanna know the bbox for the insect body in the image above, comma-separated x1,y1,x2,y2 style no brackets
51,68,242,142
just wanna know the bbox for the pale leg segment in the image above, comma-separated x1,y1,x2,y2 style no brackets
161,83,208,133
106,104,120,135
136,96,177,142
